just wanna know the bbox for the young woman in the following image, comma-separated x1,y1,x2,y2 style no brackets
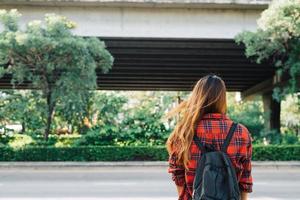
166,74,253,200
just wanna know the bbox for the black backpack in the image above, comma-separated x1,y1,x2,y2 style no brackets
192,122,240,200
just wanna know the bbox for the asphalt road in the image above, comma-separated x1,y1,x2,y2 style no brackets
0,166,299,200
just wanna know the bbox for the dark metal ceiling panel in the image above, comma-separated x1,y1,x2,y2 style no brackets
0,37,275,91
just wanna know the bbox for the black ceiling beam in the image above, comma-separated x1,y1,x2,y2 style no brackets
112,63,270,69
96,77,267,81
0,77,265,81
109,49,245,57
108,66,272,72
0,37,275,92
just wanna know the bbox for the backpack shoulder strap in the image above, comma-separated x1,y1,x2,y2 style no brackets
193,134,206,153
221,122,238,152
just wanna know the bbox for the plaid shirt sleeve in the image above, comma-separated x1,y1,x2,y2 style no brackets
168,152,186,186
239,130,253,193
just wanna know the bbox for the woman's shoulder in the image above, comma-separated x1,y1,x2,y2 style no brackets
235,122,249,132
231,121,252,142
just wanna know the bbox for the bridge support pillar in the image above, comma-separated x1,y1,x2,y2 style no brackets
262,91,281,133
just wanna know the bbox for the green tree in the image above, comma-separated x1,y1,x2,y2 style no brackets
54,91,94,134
236,0,300,101
120,91,173,145
74,91,128,146
92,91,128,126
227,93,264,141
0,90,45,134
281,94,300,135
74,91,177,146
0,10,113,140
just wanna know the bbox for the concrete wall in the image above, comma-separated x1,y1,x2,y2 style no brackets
0,0,272,8
0,1,268,38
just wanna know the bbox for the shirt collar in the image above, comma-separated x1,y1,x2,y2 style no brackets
201,113,229,120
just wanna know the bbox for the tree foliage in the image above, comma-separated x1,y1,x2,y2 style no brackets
0,10,113,140
1,90,299,146
120,93,168,146
75,91,175,146
74,92,128,146
281,94,300,136
235,0,300,101
0,90,45,134
227,93,264,140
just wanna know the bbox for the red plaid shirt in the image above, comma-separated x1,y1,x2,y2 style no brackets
168,113,253,200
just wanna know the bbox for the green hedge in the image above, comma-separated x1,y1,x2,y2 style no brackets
0,146,167,161
0,145,299,161
252,145,300,161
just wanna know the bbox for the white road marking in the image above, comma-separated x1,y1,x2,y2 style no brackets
92,181,138,186
254,181,300,186
0,198,294,200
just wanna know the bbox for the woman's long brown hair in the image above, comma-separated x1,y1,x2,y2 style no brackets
166,74,227,168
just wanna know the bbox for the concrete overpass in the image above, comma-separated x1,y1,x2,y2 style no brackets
0,0,270,39
0,0,281,131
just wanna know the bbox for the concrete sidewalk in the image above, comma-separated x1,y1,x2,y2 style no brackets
0,161,300,168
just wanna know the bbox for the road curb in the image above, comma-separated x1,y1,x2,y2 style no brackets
251,161,300,168
0,161,168,168
0,161,300,169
